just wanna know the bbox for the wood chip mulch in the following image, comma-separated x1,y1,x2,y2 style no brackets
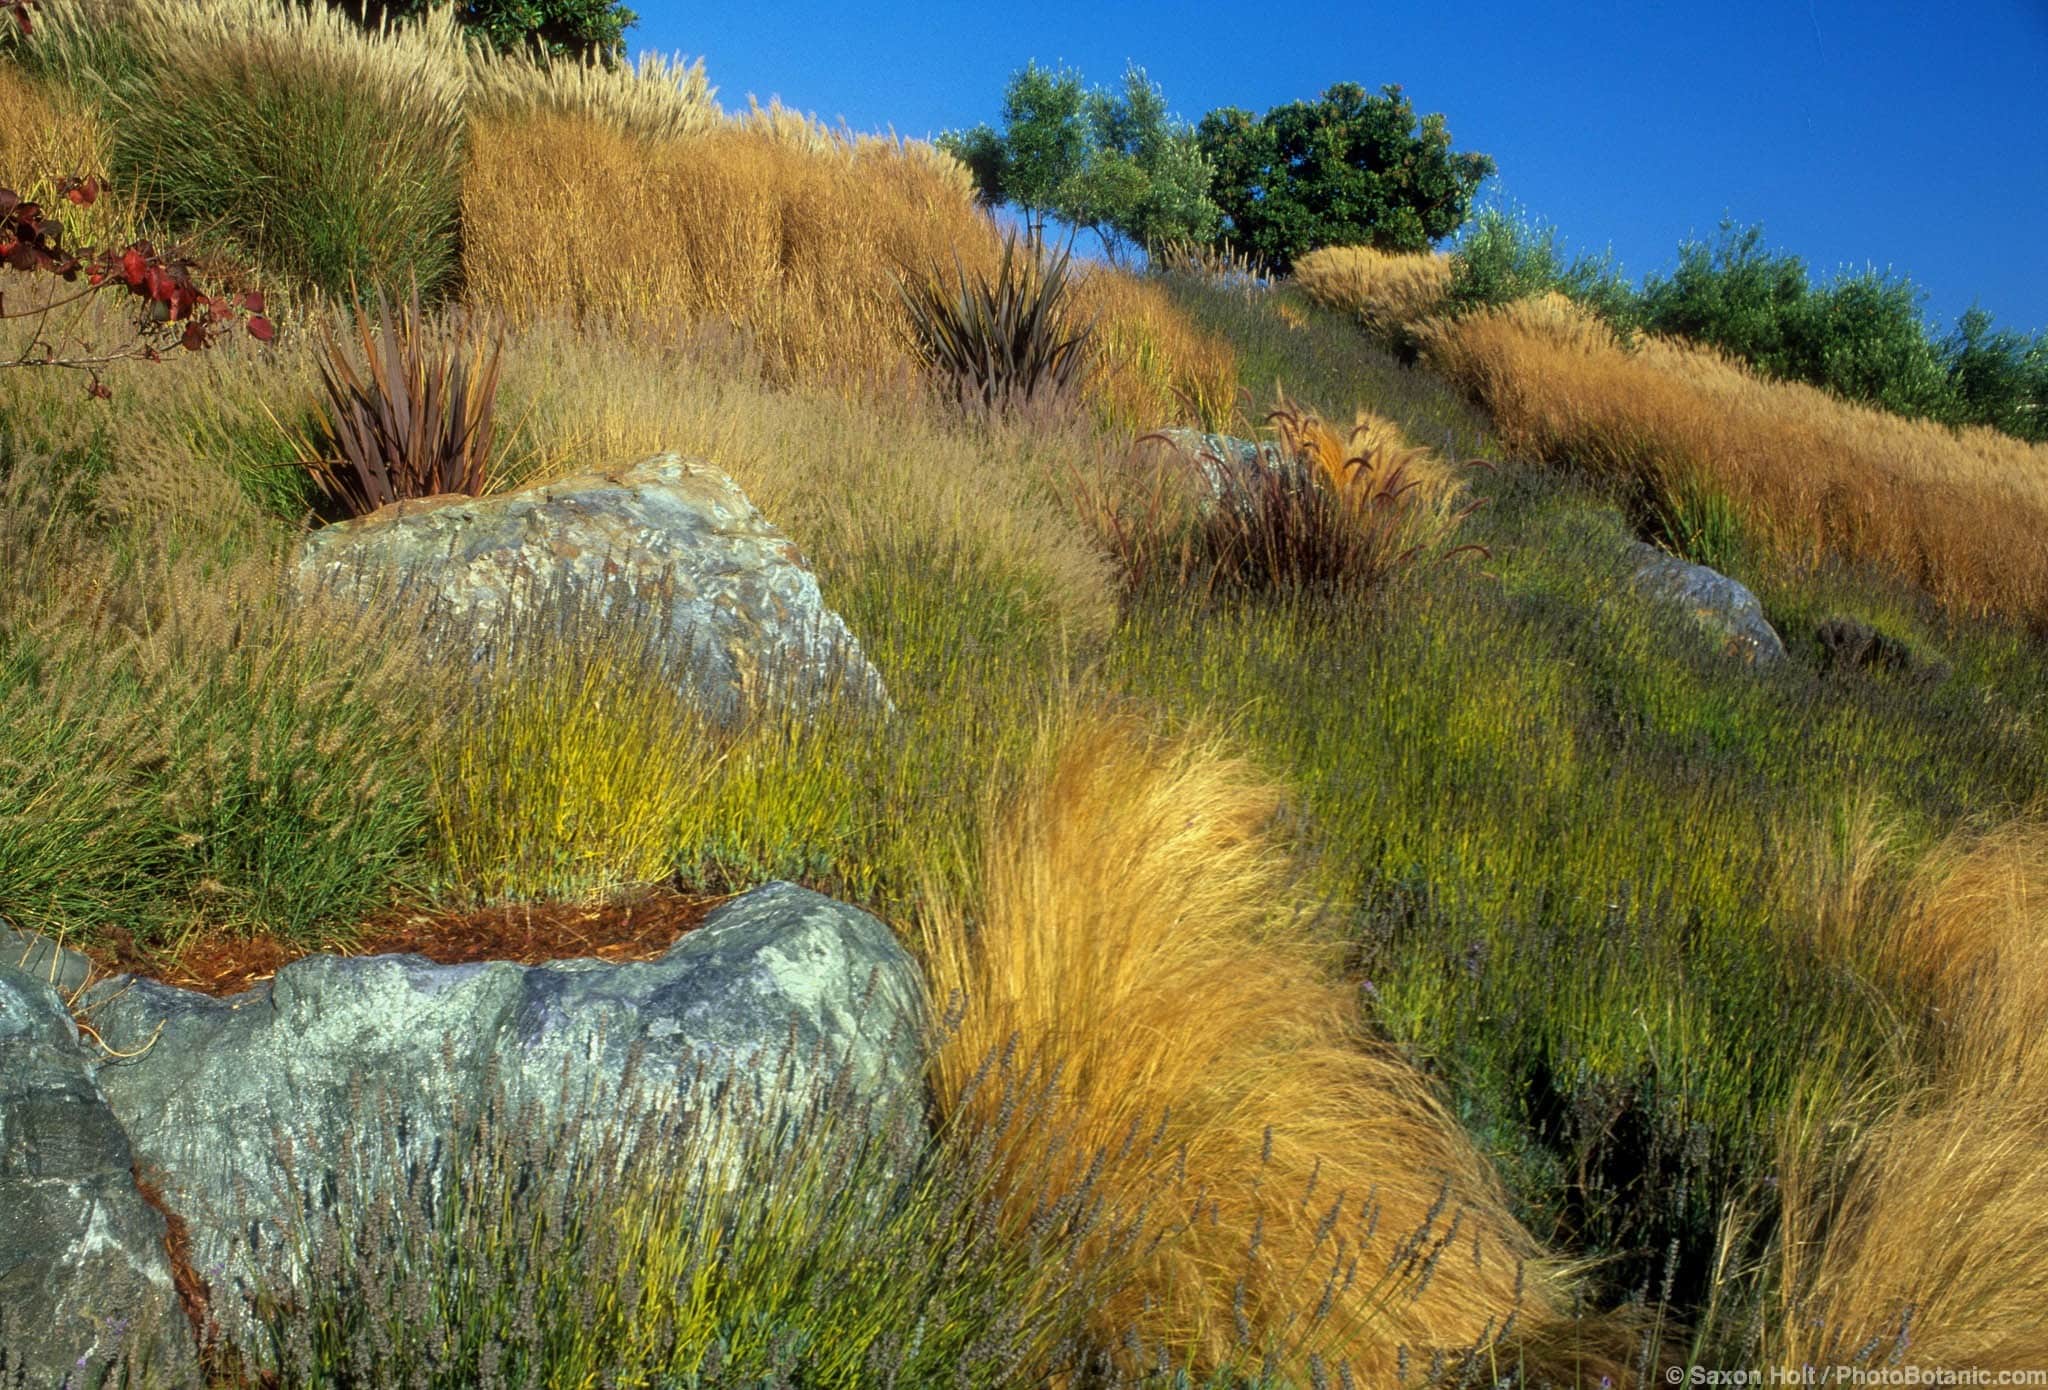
70,889,734,998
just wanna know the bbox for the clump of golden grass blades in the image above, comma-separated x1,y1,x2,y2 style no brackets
1071,263,1241,432
0,61,147,257
460,108,1000,387
1769,816,2048,1371
1292,245,1453,346
1182,391,1485,599
918,705,1579,1382
1264,390,1465,505
1416,298,2048,626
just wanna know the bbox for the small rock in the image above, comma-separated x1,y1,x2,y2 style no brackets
1815,616,1914,675
1625,542,1787,667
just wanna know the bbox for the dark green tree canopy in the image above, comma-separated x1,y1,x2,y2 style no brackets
315,0,638,66
1196,82,1494,273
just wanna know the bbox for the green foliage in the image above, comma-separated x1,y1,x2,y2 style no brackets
1195,82,1494,273
1445,201,1640,332
1942,305,2048,443
1638,221,1953,420
939,62,1220,259
79,0,470,303
1104,471,2048,1311
240,1042,1126,1386
897,230,1097,412
311,0,638,65
1636,220,1811,368
0,622,434,947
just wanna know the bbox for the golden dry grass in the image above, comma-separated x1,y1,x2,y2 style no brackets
0,62,149,256
459,108,1001,388
479,312,1123,643
1769,817,2048,1370
917,705,1579,1382
1069,264,1241,433
1263,390,1464,504
1292,245,1453,345
1417,303,2048,626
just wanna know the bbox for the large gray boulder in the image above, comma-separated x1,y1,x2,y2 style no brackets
8,882,927,1379
0,955,200,1390
292,452,892,724
1625,542,1787,667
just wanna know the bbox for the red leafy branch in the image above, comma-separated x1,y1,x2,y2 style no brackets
0,173,274,398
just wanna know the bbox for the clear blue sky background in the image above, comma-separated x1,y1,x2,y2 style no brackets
628,2,2048,337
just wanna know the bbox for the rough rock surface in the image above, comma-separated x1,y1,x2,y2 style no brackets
1143,428,1312,518
0,950,200,1390
1625,542,1787,667
292,452,891,724
8,882,927,1377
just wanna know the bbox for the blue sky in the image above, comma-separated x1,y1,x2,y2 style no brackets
628,2,2048,337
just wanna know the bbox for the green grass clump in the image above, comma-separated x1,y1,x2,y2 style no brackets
1150,270,1499,461
57,0,470,303
0,601,434,950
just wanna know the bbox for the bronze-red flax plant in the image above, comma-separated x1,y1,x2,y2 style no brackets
298,280,505,517
897,229,1096,412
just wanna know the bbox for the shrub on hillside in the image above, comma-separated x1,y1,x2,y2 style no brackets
1069,263,1238,432
1416,296,2048,626
47,0,470,302
460,110,1001,387
1291,244,1452,351
1637,221,1954,422
1443,203,1639,334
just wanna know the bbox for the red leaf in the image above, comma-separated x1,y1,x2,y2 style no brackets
240,290,266,314
0,189,17,217
246,315,275,343
181,321,206,350
121,246,146,287
64,177,98,207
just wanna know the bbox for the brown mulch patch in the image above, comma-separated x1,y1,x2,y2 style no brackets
71,888,734,998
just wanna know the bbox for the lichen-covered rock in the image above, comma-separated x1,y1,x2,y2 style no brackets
292,452,891,724
1143,428,1311,518
1625,542,1787,667
33,882,926,1374
0,959,201,1390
